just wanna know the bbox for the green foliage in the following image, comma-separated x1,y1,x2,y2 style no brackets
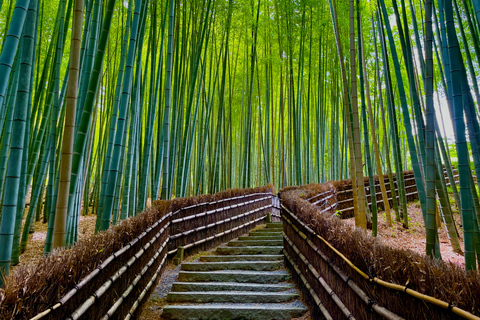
0,0,479,273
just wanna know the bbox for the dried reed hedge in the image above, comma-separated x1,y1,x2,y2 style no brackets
280,186,480,319
0,185,275,320
0,203,170,320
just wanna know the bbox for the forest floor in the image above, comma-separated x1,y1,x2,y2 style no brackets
10,214,97,274
343,200,465,268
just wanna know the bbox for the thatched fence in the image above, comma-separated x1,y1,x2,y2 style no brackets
0,185,276,320
280,174,480,320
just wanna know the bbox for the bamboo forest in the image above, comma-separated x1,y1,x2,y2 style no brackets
2,0,480,305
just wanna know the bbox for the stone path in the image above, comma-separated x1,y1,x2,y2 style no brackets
162,222,308,320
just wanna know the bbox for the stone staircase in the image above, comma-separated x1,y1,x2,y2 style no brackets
162,222,308,320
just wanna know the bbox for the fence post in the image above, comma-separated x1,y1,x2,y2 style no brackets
266,212,272,223
173,246,185,265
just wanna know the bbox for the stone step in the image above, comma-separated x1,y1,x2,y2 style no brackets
177,270,289,283
199,254,283,262
250,228,282,233
266,222,283,228
166,291,299,303
181,261,281,271
160,224,307,320
238,236,283,241
216,246,283,255
171,282,294,292
162,303,308,320
248,231,282,237
226,240,283,247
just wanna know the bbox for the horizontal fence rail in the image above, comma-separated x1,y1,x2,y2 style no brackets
326,170,457,217
168,193,273,255
280,173,480,320
282,205,402,320
26,190,276,320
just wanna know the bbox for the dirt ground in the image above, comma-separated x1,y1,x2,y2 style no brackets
343,200,465,268
11,214,97,273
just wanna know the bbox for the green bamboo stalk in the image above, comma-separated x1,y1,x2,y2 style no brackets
137,1,162,209
453,0,480,106
242,0,260,189
435,135,462,253
179,0,213,197
0,59,19,198
349,0,367,230
327,0,359,224
66,0,118,228
424,0,437,258
20,138,51,253
100,0,143,230
378,9,403,221
380,0,426,228
11,92,32,265
0,0,36,282
77,0,102,117
160,0,175,200
357,0,377,235
471,0,480,41
0,0,31,128
444,0,477,270
369,15,392,226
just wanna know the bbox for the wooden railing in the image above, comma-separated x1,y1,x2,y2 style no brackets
322,170,458,218
26,190,275,320
168,193,274,256
281,205,401,319
280,173,480,320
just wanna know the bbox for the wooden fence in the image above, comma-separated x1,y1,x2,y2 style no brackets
332,170,458,218
280,172,480,320
22,190,275,320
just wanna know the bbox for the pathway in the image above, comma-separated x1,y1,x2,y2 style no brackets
162,222,308,319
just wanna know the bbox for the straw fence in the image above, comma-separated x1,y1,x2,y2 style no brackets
0,185,275,320
280,174,480,320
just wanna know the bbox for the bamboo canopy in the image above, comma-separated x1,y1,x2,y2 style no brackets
0,0,480,282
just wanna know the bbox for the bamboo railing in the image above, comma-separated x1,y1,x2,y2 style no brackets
332,170,458,217
27,191,275,320
282,205,402,320
280,174,480,320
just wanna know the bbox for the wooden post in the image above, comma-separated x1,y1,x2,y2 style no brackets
266,212,272,223
173,246,185,265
